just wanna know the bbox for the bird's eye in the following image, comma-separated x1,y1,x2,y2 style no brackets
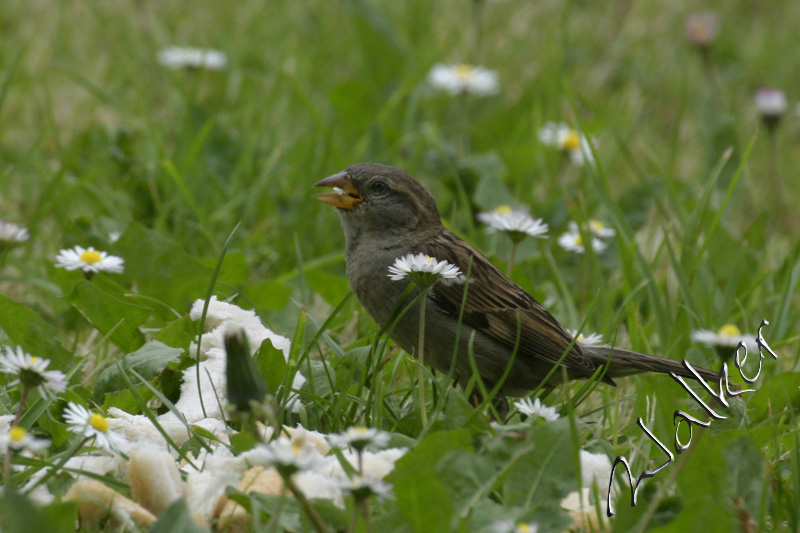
371,180,388,193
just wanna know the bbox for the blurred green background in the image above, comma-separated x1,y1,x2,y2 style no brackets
1,0,799,530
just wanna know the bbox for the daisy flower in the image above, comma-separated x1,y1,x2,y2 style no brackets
513,397,559,421
477,206,549,243
491,520,539,533
258,435,326,477
755,88,787,118
685,11,720,48
0,346,67,396
755,88,787,130
570,220,615,239
63,402,126,452
568,329,605,346
328,427,391,453
0,221,29,245
157,46,227,70
558,230,607,254
538,122,595,166
691,324,757,351
339,475,393,504
428,63,499,96
0,426,50,453
54,246,124,274
388,253,462,286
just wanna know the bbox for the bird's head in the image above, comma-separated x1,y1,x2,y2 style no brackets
314,163,442,241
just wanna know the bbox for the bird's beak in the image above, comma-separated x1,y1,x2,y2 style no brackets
313,171,363,209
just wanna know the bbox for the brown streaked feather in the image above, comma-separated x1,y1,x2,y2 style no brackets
418,229,604,381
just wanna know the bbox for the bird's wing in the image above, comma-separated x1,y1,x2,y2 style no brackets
417,230,599,377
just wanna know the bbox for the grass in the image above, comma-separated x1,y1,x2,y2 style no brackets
1,0,799,531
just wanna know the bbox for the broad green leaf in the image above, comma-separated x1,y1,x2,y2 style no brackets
387,429,472,532
156,315,197,351
503,419,576,531
245,279,293,311
650,430,737,532
1,490,76,533
66,279,150,353
305,268,349,306
255,339,288,396
150,499,209,533
435,449,498,518
113,222,213,310
94,340,183,398
469,152,513,210
199,250,249,286
0,294,72,368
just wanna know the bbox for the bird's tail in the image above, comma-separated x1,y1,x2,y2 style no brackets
582,345,719,383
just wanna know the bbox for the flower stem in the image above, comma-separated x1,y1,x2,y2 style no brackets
507,241,518,277
284,475,328,533
417,295,428,426
24,437,90,494
4,387,31,487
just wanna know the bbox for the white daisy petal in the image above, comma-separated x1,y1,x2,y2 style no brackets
54,246,124,274
477,206,549,240
0,221,30,244
513,397,559,421
387,253,462,286
691,324,758,351
567,330,605,346
755,88,787,118
0,426,51,453
157,46,227,70
327,427,391,452
428,63,499,96
63,402,127,453
0,346,67,396
538,122,595,167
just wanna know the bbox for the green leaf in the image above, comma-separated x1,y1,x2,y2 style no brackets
305,268,350,306
156,315,197,351
650,430,737,532
150,499,210,533
199,251,249,286
113,222,213,310
255,339,288,395
66,279,150,353
94,340,183,398
724,436,765,524
0,295,72,368
245,279,294,311
387,429,473,532
467,152,513,210
747,372,800,423
435,449,498,518
502,419,576,531
1,491,76,533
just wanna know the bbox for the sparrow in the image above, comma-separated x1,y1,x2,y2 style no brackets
313,163,718,409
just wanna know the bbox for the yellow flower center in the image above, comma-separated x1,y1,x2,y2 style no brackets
589,219,605,233
9,426,27,443
517,525,533,533
455,64,475,79
80,250,102,265
717,324,741,338
89,413,109,433
495,205,513,214
574,234,583,246
563,130,581,151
